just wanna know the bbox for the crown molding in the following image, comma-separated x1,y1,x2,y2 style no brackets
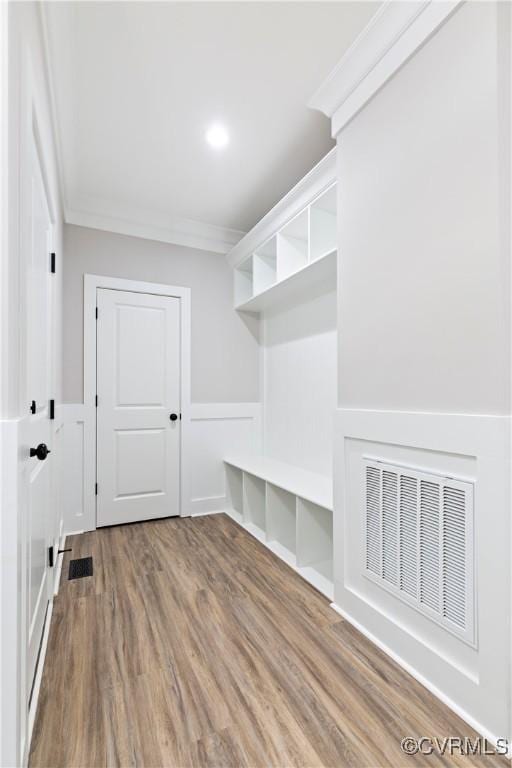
309,0,462,137
41,3,244,256
65,202,245,255
226,147,336,269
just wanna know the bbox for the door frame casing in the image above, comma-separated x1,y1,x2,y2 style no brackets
84,274,192,530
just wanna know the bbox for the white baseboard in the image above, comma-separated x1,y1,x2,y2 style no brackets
190,508,224,518
189,494,227,516
26,530,68,761
25,598,54,766
330,602,507,754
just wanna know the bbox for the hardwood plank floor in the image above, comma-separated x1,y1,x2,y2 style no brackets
29,515,506,768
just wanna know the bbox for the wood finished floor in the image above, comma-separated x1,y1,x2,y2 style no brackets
30,514,505,768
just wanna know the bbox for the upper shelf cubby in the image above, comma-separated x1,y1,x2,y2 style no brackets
310,185,337,263
227,149,337,313
253,236,277,295
234,256,253,307
277,209,309,282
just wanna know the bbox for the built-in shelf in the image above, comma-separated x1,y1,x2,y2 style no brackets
297,497,333,597
310,185,337,262
234,257,253,307
266,483,297,566
225,153,337,601
243,472,266,531
277,209,309,281
224,455,332,510
232,178,337,314
224,456,333,600
253,237,277,295
235,248,336,313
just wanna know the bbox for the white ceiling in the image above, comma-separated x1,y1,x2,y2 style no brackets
43,1,378,251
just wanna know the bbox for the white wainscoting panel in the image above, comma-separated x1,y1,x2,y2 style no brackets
333,408,511,745
188,403,262,516
60,402,262,527
60,404,95,534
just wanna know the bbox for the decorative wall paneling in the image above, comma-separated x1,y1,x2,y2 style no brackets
59,402,262,534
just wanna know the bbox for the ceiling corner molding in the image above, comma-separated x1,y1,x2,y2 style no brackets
65,205,245,255
309,0,462,136
226,147,336,268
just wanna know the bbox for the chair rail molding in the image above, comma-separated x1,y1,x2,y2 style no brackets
309,0,461,136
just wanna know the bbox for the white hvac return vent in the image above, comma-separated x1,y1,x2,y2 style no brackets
364,459,475,645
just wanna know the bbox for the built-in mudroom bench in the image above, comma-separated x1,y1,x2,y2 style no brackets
224,148,337,601
224,456,333,599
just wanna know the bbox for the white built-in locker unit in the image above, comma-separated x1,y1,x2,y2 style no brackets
225,149,337,599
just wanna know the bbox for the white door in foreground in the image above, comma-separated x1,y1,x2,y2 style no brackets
96,288,181,526
23,134,54,706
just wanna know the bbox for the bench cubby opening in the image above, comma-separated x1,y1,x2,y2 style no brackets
266,483,297,567
225,464,243,524
297,497,333,596
243,471,267,542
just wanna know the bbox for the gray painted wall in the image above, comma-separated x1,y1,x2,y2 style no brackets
336,0,509,415
63,224,260,403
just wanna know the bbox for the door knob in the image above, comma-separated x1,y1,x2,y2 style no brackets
30,443,51,461
169,413,178,422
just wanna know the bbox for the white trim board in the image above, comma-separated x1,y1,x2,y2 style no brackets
329,602,508,756
66,205,245,256
190,402,262,421
309,0,462,136
83,274,192,528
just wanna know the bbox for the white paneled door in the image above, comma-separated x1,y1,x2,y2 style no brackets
22,132,55,710
96,289,181,526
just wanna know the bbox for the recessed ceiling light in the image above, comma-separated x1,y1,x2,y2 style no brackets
206,122,229,150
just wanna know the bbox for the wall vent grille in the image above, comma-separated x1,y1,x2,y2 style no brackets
364,459,474,645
